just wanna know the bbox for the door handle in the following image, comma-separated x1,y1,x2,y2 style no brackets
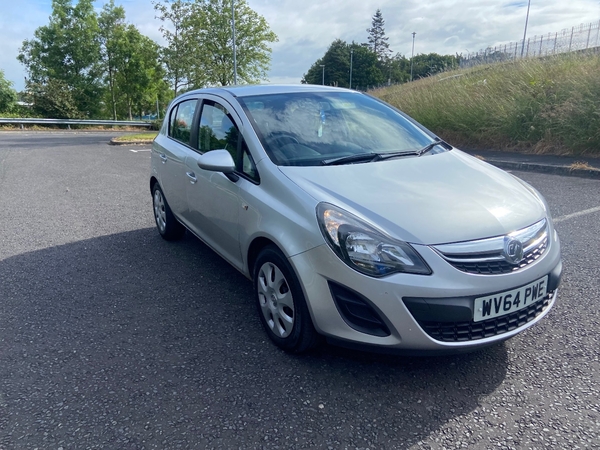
159,153,168,163
186,171,197,184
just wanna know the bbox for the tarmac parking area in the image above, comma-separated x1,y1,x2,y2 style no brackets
1,131,599,449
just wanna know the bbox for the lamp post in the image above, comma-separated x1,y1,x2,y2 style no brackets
231,0,238,84
520,0,531,58
349,49,353,89
410,32,416,82
320,64,325,85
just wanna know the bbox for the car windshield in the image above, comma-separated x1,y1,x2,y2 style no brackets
238,91,446,166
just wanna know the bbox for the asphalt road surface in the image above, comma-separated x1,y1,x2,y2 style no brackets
1,131,599,449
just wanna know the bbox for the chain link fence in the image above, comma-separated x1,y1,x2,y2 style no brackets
461,20,600,68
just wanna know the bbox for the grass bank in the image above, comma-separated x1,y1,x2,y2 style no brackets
372,52,600,156
111,132,158,143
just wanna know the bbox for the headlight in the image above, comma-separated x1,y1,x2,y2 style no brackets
316,203,432,277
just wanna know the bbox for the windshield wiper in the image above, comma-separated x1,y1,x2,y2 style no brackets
416,139,445,157
372,149,420,161
365,139,447,162
321,139,447,166
321,153,379,166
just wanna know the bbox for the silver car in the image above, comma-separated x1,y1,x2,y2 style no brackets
150,85,562,354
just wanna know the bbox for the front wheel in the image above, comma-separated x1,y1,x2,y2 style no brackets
152,183,185,241
253,246,321,353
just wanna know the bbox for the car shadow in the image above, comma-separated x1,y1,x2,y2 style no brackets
0,228,508,449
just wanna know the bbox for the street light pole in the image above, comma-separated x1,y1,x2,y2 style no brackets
320,65,325,85
231,0,238,84
520,0,531,58
410,32,416,82
349,49,353,89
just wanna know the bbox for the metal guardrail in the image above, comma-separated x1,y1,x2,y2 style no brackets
0,118,152,128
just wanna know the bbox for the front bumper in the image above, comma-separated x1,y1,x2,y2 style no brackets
289,232,561,353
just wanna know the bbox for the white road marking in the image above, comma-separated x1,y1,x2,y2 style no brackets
554,206,600,223
129,149,151,153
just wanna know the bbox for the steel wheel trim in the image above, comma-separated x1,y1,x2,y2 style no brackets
257,262,295,338
153,189,166,233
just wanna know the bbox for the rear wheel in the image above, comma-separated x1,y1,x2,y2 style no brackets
152,183,185,241
254,246,321,353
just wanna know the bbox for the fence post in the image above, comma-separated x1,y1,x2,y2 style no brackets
568,26,574,51
526,38,530,57
539,35,543,55
514,42,518,59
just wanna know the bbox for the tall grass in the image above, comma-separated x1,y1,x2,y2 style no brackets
373,52,600,155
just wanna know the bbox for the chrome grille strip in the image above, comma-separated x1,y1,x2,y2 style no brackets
523,233,547,254
432,219,549,274
442,254,506,263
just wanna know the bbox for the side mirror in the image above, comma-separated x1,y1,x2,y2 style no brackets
197,149,236,173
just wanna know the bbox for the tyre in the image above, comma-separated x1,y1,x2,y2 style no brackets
152,183,185,241
253,246,321,353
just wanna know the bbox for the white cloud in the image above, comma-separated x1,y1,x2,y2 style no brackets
1,0,598,91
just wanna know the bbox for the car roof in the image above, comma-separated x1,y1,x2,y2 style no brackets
181,84,357,98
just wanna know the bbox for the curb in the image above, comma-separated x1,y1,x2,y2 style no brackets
483,159,600,180
109,138,154,146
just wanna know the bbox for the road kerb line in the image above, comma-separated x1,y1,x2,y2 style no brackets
554,206,600,223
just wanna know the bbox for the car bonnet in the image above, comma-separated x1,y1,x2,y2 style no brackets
277,150,547,245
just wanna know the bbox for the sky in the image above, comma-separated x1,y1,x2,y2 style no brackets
1,0,599,92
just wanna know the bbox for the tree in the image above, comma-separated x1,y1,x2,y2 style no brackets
100,1,168,119
387,54,411,84
192,0,278,86
155,0,278,92
366,9,391,62
410,53,460,79
18,0,103,118
302,39,347,87
153,0,194,97
99,0,127,120
301,40,384,89
350,44,386,90
0,69,18,113
113,26,167,119
29,78,82,118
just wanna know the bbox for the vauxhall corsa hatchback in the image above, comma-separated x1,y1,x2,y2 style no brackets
150,85,562,354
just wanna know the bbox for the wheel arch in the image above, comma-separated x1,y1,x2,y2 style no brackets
150,176,159,193
247,237,279,277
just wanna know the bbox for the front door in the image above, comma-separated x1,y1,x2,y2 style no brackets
183,100,243,268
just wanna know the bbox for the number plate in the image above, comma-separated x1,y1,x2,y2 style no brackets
473,275,548,322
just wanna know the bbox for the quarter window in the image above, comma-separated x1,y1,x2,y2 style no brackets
169,99,197,145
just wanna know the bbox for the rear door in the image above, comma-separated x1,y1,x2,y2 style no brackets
153,98,199,217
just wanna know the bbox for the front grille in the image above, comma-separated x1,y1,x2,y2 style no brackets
417,290,553,342
433,219,549,275
450,237,548,274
